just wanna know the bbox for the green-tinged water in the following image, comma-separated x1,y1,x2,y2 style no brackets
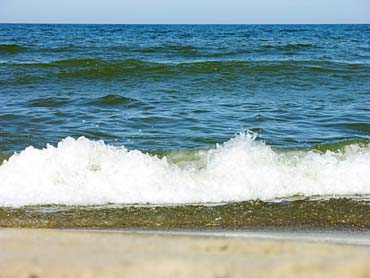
1,198,370,230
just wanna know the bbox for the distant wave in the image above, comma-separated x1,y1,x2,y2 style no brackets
87,94,133,106
0,44,27,54
261,43,320,51
131,45,199,56
29,96,70,108
1,133,370,207
0,42,319,58
4,58,368,82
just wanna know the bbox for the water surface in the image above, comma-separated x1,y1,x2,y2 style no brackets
1,25,370,227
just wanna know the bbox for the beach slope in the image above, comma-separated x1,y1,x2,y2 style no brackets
1,229,370,277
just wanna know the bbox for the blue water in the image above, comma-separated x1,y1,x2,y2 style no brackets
2,24,370,208
1,24,370,154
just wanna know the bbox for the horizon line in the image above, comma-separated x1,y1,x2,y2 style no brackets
1,22,370,25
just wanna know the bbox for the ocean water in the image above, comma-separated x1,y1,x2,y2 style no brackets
1,24,370,228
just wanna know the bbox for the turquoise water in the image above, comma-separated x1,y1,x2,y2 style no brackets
1,24,370,208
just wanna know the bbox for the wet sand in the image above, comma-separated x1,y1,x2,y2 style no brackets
1,228,370,278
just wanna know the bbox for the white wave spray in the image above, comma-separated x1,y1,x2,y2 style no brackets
1,133,370,207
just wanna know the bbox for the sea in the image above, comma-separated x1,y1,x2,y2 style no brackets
1,24,370,230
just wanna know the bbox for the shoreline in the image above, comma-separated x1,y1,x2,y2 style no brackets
2,198,370,230
118,229,370,246
16,227,370,246
1,228,370,277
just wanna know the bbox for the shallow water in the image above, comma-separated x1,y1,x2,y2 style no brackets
2,198,370,230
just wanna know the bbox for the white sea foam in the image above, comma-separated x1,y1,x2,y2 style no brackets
1,133,370,207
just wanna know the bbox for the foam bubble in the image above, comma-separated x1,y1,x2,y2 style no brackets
1,133,370,207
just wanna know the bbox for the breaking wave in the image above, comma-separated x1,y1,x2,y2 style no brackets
1,133,370,207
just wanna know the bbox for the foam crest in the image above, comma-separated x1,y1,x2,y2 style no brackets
1,133,370,207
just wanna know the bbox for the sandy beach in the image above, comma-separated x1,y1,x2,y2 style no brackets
1,229,370,278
